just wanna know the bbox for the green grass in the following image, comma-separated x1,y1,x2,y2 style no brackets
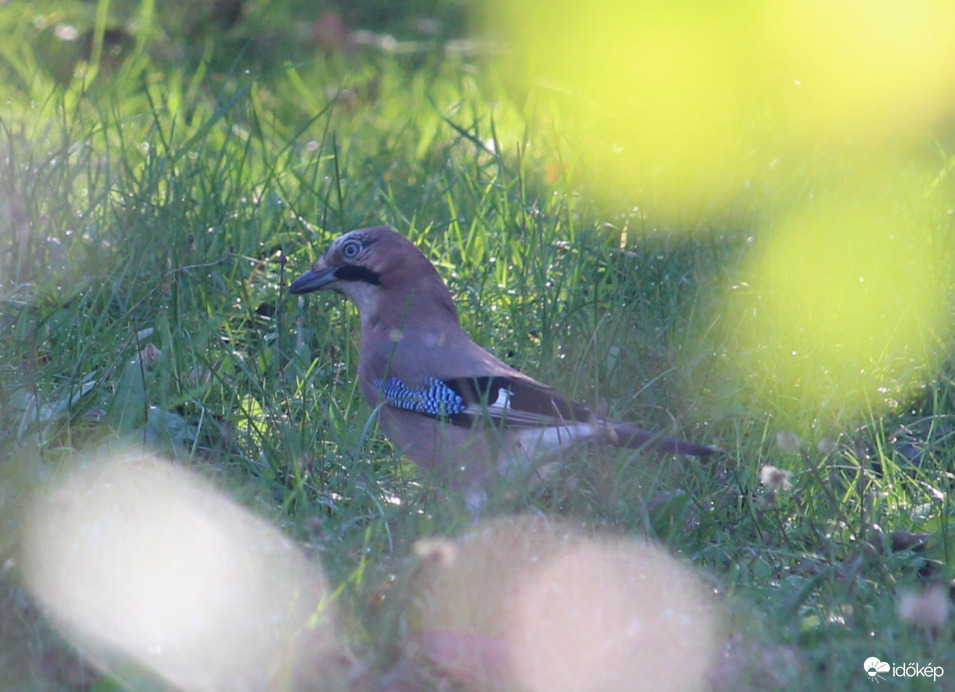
1,2,955,690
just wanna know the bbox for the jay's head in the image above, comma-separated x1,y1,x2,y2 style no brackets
289,226,454,319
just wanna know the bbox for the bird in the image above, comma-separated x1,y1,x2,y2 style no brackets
289,226,714,510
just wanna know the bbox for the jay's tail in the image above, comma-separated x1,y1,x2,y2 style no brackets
610,422,717,456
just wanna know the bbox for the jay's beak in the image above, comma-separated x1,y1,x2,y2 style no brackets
288,265,337,294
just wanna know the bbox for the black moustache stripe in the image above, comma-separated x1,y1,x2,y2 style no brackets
335,264,381,285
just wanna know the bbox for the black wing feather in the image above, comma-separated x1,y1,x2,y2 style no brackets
441,375,593,428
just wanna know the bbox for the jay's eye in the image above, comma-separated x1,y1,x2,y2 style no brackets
340,239,362,259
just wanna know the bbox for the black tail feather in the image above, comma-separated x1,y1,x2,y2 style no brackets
611,423,717,456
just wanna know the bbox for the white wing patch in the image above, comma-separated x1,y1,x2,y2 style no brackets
501,422,597,477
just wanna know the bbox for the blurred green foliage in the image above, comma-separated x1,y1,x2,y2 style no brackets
0,0,470,88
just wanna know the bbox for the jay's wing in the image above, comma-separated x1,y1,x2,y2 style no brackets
374,374,592,429
373,374,716,456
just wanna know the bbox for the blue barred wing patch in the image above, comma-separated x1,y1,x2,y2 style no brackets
376,377,467,418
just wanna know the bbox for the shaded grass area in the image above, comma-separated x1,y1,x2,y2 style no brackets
1,2,954,690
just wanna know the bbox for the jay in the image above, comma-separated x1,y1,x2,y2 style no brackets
290,226,713,509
